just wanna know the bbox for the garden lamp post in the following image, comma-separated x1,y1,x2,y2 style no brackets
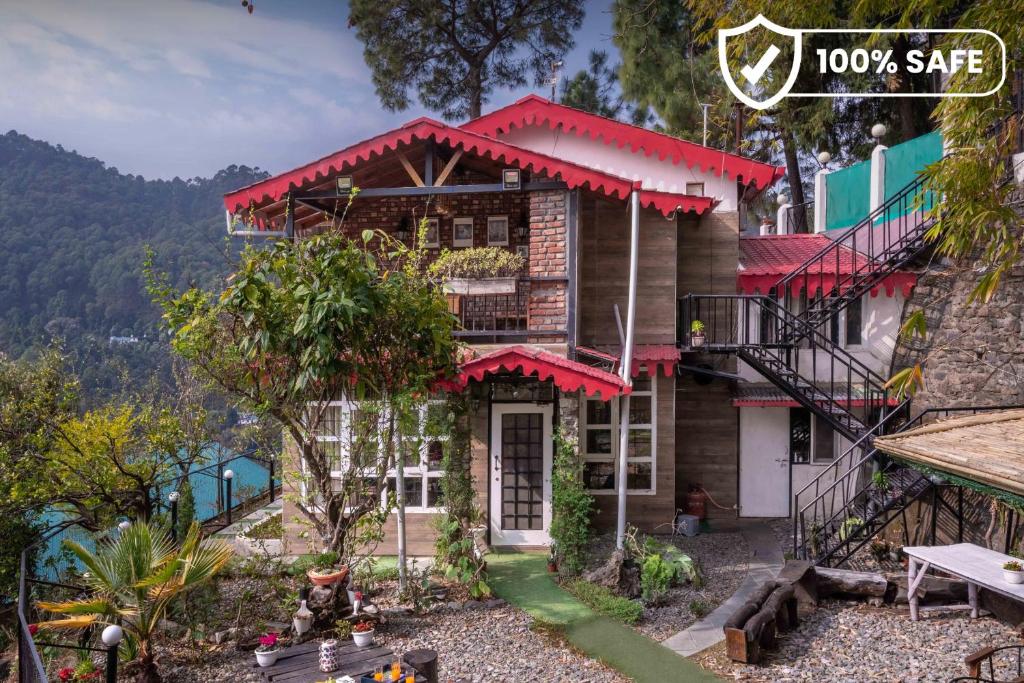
117,521,130,533
101,624,123,683
168,491,180,543
224,469,234,526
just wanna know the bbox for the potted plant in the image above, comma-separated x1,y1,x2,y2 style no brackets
255,633,282,667
1002,560,1024,584
351,620,375,647
307,551,349,586
690,320,706,348
427,247,525,295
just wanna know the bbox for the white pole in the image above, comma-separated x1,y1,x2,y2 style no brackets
701,104,710,147
616,183,641,550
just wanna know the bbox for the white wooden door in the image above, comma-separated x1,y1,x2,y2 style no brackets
739,407,791,517
489,404,553,546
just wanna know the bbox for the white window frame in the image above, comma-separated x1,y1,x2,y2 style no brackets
452,217,474,248
422,217,440,249
790,407,837,466
580,369,657,495
486,215,509,246
308,399,446,513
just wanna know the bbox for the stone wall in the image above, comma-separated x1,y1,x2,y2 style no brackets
893,259,1024,411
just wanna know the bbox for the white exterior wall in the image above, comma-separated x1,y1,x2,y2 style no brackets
739,406,856,519
497,126,740,211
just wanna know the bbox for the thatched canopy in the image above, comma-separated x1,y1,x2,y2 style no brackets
874,409,1024,498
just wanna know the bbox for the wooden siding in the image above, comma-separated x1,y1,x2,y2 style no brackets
591,373,677,532
676,210,740,518
577,197,678,346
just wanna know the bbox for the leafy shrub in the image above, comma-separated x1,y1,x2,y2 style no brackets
566,579,643,625
427,247,525,280
641,554,676,605
549,429,592,576
244,513,283,540
689,599,711,618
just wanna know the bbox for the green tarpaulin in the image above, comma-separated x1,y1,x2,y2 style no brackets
825,159,871,231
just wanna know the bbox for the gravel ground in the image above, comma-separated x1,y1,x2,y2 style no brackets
380,603,626,682
695,600,1022,682
583,531,752,641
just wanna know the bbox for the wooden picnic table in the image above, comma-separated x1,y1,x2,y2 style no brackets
254,639,427,683
904,543,1024,621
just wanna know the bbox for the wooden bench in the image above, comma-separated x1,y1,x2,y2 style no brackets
255,640,434,683
723,580,799,664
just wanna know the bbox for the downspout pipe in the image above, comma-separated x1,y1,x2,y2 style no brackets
616,181,642,550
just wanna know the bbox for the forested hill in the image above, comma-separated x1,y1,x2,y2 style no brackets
0,130,267,357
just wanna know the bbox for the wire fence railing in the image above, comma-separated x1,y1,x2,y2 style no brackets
17,448,280,682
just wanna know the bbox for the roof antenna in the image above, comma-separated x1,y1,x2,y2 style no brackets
548,60,564,101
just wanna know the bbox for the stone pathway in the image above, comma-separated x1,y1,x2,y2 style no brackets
662,520,785,657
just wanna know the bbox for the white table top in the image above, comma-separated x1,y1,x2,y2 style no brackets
904,543,1024,601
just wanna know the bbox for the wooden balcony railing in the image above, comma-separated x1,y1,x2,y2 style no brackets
447,278,530,339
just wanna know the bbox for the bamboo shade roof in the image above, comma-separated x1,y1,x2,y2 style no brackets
874,410,1024,498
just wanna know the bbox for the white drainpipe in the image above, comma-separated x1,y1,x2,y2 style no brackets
616,182,641,550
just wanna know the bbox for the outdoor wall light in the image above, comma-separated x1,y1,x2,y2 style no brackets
871,123,887,139
817,151,832,167
168,491,180,503
223,469,235,480
336,175,354,193
502,168,522,191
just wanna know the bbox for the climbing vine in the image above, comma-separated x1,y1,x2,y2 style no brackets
432,395,490,598
550,427,593,576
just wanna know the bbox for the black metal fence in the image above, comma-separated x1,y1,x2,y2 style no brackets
17,449,280,682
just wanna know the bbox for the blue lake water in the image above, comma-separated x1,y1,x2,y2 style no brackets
35,449,272,581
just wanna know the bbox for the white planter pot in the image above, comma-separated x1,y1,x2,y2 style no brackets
690,333,706,348
443,277,517,295
1003,569,1024,584
255,649,280,667
352,629,374,647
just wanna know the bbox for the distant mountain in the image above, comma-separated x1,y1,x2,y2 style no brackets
0,130,268,358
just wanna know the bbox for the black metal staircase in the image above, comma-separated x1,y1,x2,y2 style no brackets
678,174,940,565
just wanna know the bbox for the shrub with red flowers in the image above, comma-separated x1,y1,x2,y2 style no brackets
27,623,39,636
352,621,374,633
256,633,280,653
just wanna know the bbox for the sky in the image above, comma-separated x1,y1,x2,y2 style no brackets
0,0,617,180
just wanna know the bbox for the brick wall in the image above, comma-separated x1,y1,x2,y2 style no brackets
528,190,568,343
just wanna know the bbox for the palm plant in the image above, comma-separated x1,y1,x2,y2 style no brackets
36,521,233,683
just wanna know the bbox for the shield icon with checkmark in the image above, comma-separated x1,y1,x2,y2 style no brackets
718,14,803,111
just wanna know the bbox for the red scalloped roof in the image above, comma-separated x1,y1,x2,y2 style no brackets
461,95,785,191
456,345,629,401
223,117,715,218
738,234,916,297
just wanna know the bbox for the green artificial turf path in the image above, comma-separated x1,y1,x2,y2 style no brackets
487,552,720,682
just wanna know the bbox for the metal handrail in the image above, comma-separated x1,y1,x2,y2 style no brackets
681,293,890,439
794,404,1024,564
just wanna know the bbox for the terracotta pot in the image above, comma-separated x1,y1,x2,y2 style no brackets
307,565,349,586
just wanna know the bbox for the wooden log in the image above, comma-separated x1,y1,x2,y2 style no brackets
776,560,818,606
816,567,888,598
722,580,779,664
763,585,797,632
724,627,753,664
403,649,438,683
745,607,778,655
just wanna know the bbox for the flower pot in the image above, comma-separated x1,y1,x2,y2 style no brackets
307,565,349,586
443,277,517,295
255,649,280,667
352,629,374,648
319,639,339,672
690,333,706,348
1003,569,1024,584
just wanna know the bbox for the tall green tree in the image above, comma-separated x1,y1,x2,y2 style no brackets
348,0,586,119
560,49,649,124
151,228,460,561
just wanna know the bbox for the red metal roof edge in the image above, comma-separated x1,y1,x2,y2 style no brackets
736,272,918,297
222,118,715,218
461,94,786,191
457,345,630,401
